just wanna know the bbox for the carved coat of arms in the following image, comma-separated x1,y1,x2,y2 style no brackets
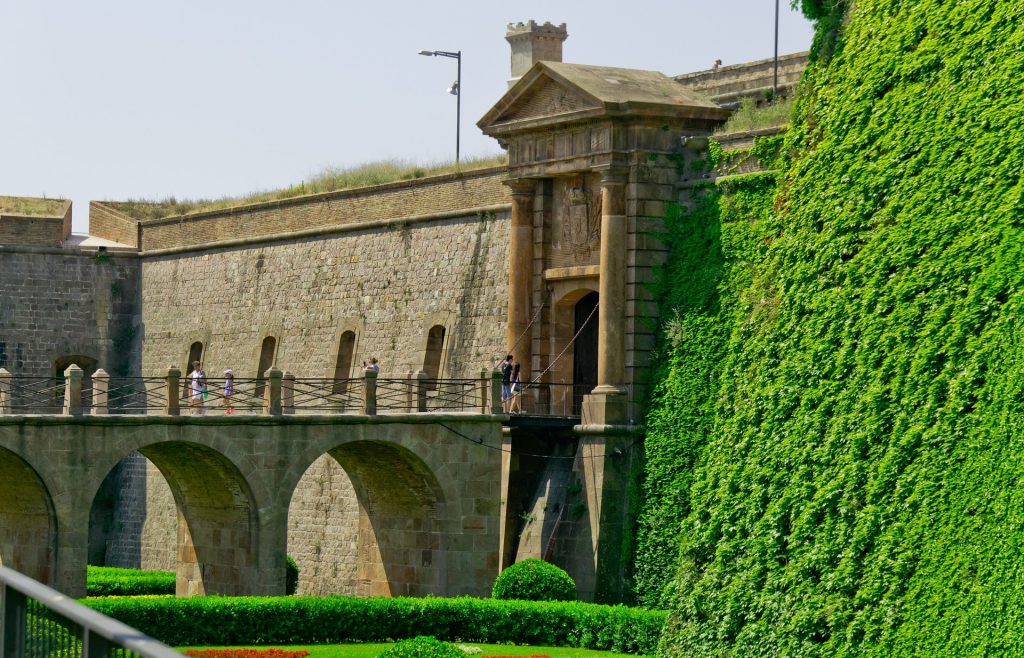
561,176,601,256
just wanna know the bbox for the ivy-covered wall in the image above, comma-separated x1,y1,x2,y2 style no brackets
644,0,1024,655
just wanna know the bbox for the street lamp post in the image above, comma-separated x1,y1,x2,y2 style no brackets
418,49,462,163
773,0,779,99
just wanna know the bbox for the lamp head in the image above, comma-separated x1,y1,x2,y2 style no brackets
447,80,460,96
418,50,435,56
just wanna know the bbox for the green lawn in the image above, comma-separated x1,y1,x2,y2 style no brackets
182,644,641,658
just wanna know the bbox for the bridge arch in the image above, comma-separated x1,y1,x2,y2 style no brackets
0,447,56,583
123,441,261,596
288,438,447,597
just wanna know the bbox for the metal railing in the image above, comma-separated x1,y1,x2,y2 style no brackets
0,366,649,422
2,378,63,415
0,565,182,658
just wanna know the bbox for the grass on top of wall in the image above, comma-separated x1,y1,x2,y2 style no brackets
105,155,508,221
0,196,67,217
713,97,794,135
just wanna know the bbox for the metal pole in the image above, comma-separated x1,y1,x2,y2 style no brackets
770,0,778,100
456,51,461,164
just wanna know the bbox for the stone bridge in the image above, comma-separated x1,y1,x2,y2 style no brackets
0,413,506,599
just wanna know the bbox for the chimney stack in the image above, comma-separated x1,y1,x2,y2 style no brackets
506,20,568,88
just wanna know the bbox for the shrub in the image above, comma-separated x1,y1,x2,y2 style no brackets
83,595,664,655
285,556,299,596
491,559,576,602
86,566,175,596
378,636,465,658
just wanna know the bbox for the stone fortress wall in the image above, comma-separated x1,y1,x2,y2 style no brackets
0,246,140,380
0,19,808,599
108,169,514,591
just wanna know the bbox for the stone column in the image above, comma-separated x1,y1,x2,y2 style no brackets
597,168,628,391
505,179,537,373
62,364,83,416
584,168,629,425
91,368,109,416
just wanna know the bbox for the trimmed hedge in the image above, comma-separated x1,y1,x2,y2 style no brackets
285,557,299,596
87,558,299,597
83,596,664,655
86,566,175,597
492,559,576,602
378,637,465,658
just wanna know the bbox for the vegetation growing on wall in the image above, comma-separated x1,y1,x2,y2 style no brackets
634,159,780,609
646,0,1024,655
106,155,507,220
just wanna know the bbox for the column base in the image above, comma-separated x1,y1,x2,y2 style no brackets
581,389,628,426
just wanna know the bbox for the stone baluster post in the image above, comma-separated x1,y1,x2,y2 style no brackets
415,369,428,412
266,367,283,416
505,179,537,372
363,367,378,416
165,366,181,416
479,368,491,414
406,370,415,412
0,368,10,415
91,368,109,416
62,364,83,416
282,371,295,415
491,369,504,415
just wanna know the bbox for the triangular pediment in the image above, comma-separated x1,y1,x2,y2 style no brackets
497,76,601,124
479,62,729,137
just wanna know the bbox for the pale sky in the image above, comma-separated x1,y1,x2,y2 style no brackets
0,1,813,233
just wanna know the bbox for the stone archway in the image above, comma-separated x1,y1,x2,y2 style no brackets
135,442,259,596
0,447,56,583
288,440,446,597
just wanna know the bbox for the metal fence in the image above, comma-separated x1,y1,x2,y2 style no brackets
0,565,182,658
0,370,649,421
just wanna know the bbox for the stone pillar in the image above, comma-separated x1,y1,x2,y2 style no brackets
62,364,83,416
406,370,416,412
0,368,10,415
165,366,181,416
584,168,629,425
415,370,428,412
91,368,109,416
282,371,295,415
266,367,283,416
363,368,378,416
506,179,537,375
480,368,491,414
572,427,639,603
491,369,504,415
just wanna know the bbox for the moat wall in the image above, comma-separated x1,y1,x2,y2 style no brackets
0,247,140,379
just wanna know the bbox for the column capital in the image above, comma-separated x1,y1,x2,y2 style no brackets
504,178,539,196
595,166,629,186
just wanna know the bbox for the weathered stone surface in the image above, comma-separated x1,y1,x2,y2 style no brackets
0,414,504,599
